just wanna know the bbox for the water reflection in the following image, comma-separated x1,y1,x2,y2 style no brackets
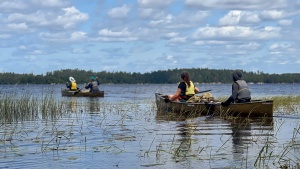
174,121,194,159
67,97,77,112
64,97,101,113
156,110,201,121
0,84,298,169
226,117,274,157
156,110,275,167
85,97,100,113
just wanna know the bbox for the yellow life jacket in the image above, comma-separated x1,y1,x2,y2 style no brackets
71,82,77,90
185,81,195,95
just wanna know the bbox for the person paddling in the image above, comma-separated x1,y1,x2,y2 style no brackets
66,76,79,91
85,76,100,92
167,71,200,102
221,70,251,106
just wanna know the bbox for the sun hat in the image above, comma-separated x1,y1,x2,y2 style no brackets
69,76,76,82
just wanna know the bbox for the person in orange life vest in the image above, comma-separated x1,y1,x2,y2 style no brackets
66,77,79,91
167,71,200,102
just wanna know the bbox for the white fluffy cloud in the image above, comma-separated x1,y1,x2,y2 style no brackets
184,0,288,10
108,4,130,19
193,26,281,40
0,0,299,74
261,10,287,20
219,11,260,26
54,7,89,29
138,0,174,8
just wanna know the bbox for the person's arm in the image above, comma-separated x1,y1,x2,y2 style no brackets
194,86,200,93
221,82,238,106
165,82,185,102
66,82,70,88
221,96,234,106
96,77,100,85
85,83,91,89
230,82,239,100
169,88,181,101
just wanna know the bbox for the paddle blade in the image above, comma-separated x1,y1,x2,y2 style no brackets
74,90,80,95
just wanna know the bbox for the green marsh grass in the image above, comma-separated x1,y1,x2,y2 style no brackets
156,95,300,168
215,95,300,168
0,91,66,123
1,92,300,168
260,95,300,114
217,95,300,114
0,92,38,123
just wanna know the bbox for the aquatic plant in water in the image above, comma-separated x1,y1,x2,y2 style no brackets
0,92,66,123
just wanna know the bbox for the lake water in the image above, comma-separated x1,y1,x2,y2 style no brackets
0,84,300,169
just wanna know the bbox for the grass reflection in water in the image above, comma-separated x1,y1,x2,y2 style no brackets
0,93,299,169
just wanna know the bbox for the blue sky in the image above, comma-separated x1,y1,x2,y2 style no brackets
0,0,299,74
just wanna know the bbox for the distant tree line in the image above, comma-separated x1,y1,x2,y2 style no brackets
0,68,299,84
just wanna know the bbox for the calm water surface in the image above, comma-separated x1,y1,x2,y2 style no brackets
0,84,300,169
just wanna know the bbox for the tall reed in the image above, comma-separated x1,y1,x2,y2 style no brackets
259,95,300,114
0,92,66,123
216,95,300,114
0,92,37,123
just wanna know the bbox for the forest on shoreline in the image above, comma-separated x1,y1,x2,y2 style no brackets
0,68,299,84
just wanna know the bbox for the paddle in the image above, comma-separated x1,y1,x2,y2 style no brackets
196,89,212,94
74,85,86,95
164,89,212,103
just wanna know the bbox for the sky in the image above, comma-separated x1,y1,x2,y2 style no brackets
0,0,300,75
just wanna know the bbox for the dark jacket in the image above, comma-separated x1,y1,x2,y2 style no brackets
222,70,251,106
85,79,100,92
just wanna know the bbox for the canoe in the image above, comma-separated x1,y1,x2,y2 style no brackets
61,89,104,97
155,93,216,116
155,93,273,117
214,100,273,117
